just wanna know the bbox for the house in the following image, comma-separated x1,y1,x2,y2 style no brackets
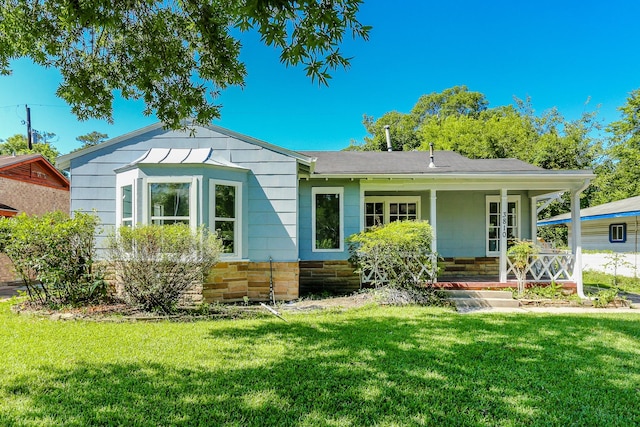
539,195,640,277
56,123,595,300
539,195,640,252
0,154,70,283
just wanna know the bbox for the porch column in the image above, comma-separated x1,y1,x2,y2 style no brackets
571,190,585,298
430,189,437,254
499,189,508,283
531,196,537,244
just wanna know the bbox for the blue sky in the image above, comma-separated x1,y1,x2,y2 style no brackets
1,0,639,155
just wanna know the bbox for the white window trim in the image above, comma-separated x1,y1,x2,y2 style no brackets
610,223,626,243
143,177,198,229
486,195,521,257
312,187,344,252
364,196,421,228
119,184,134,227
210,179,242,259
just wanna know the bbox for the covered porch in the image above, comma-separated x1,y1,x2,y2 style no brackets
360,177,591,297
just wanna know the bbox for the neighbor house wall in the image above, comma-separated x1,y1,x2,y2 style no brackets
67,126,300,262
567,216,640,253
0,177,69,215
0,175,70,283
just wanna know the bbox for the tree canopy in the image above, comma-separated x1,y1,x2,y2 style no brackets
590,89,640,205
0,0,370,129
0,134,60,164
76,131,109,149
351,85,601,172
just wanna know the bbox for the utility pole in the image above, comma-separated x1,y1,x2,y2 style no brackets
25,105,32,149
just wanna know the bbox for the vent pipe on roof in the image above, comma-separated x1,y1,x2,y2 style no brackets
429,142,435,168
384,125,392,152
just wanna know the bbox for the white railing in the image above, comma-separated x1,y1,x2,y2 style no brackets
359,250,438,287
506,252,574,282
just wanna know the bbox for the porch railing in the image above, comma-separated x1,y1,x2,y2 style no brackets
506,252,575,282
358,250,438,287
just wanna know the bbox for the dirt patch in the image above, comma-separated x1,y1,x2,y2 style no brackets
282,293,376,311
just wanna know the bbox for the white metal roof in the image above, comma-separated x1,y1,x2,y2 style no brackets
114,148,248,172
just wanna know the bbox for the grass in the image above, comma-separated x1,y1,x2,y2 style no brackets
584,270,640,294
1,300,640,426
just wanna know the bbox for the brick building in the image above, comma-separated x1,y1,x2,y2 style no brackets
0,154,70,283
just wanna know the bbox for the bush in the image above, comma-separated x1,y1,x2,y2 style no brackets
0,211,105,305
107,224,222,314
507,240,538,295
348,220,436,289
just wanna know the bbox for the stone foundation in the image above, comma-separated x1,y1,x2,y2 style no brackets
440,257,499,276
299,260,360,295
203,261,299,303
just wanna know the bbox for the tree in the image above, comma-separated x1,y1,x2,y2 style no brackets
353,86,601,173
76,131,109,149
0,0,371,129
0,134,60,164
591,88,640,205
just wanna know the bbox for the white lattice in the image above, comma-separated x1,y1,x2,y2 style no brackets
359,251,438,286
507,252,574,282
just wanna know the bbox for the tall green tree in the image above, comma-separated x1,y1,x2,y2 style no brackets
0,134,60,164
0,0,370,129
354,86,601,172
76,131,109,149
591,88,640,204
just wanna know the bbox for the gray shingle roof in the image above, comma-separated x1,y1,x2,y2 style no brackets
539,195,640,225
301,150,544,175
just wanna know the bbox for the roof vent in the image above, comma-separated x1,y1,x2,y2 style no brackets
384,125,392,152
429,142,435,168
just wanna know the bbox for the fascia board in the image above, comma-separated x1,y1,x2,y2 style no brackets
57,122,167,170
310,172,594,191
57,121,315,170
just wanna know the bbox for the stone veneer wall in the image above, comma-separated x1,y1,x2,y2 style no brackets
203,261,299,302
440,257,499,276
299,260,360,295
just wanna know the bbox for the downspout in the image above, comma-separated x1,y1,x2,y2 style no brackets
571,179,591,299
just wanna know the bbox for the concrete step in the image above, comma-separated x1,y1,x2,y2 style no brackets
440,289,520,310
448,297,521,309
440,289,514,300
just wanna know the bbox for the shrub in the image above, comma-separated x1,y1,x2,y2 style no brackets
348,220,436,289
507,240,538,295
0,211,105,305
107,224,222,314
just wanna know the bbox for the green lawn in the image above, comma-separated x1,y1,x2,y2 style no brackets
1,301,639,426
584,270,640,294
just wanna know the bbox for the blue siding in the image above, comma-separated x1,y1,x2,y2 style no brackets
298,179,360,261
68,126,300,262
437,191,531,258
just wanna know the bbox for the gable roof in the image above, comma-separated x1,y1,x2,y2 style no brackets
0,203,18,217
302,150,545,175
301,151,593,179
0,154,69,190
539,195,640,226
114,148,249,172
57,122,313,170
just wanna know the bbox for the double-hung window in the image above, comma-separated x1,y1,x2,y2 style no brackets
210,180,242,257
486,195,520,256
121,184,133,227
364,196,420,229
145,177,197,227
609,223,626,243
312,187,344,252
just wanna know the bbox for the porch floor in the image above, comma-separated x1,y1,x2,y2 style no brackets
435,275,577,292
